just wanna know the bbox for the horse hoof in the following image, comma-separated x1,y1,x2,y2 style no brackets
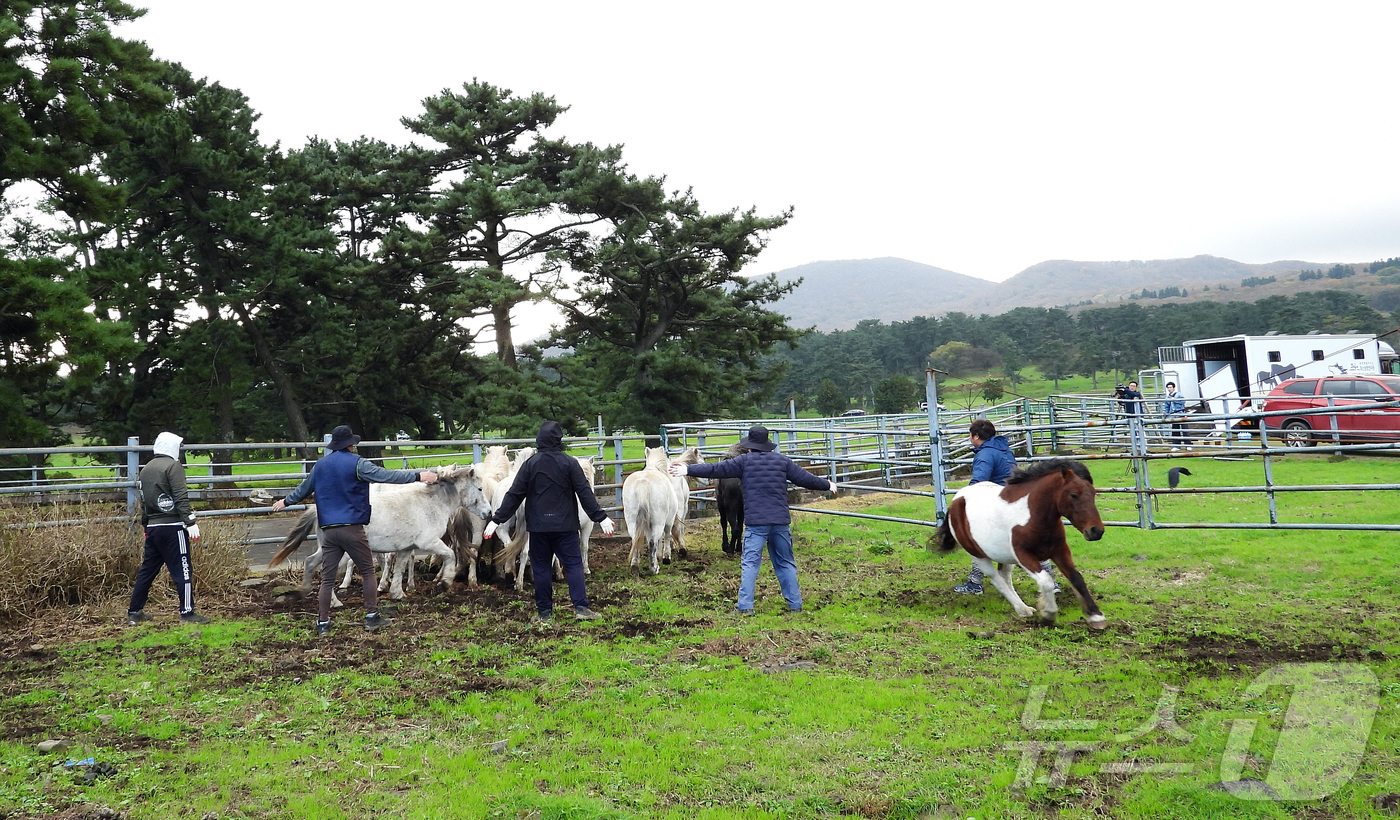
661,558,671,565
679,548,688,558
1087,617,1109,630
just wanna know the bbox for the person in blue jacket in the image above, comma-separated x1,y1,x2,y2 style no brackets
273,425,440,635
670,425,835,615
953,419,1058,595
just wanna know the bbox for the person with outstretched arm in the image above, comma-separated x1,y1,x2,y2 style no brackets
484,421,616,623
272,425,439,636
669,425,835,615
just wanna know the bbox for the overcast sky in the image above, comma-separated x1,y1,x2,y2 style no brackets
121,1,1400,288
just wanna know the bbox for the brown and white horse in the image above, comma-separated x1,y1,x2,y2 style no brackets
934,458,1108,629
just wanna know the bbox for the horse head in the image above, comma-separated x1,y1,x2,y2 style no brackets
1055,463,1104,542
644,446,670,471
673,447,702,467
438,463,494,521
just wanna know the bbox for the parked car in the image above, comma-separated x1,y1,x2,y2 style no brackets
1258,375,1400,447
840,408,867,417
918,401,948,412
395,430,411,442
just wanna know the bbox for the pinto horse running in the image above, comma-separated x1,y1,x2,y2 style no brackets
934,458,1108,629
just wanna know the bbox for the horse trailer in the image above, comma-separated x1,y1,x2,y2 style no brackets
1156,332,1399,416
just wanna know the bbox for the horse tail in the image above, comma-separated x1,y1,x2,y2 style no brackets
929,517,959,554
267,507,318,568
495,524,528,571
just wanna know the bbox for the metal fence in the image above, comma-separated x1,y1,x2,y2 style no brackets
663,372,1400,533
0,434,654,544
7,374,1400,539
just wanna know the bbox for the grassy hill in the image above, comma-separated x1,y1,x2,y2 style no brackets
766,255,1400,329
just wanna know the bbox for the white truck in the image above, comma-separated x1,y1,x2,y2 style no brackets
1153,332,1399,418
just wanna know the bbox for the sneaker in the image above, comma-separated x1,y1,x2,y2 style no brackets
376,606,399,618
1171,447,1181,452
736,608,755,617
953,582,984,595
364,612,392,631
315,621,332,636
179,612,211,624
530,612,553,625
574,606,602,621
127,610,152,626
1052,583,1063,594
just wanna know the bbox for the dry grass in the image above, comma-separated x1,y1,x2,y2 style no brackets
0,504,249,622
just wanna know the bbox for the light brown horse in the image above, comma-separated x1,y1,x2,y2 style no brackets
934,458,1107,629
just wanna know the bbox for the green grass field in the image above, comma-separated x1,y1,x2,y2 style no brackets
2,454,1398,819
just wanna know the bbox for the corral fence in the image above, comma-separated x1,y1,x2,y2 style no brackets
0,433,656,548
662,372,1400,533
6,371,1400,545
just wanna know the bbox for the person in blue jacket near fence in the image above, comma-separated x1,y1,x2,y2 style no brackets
952,419,1058,595
670,425,835,615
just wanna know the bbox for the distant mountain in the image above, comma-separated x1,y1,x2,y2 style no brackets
764,258,991,330
763,254,1376,330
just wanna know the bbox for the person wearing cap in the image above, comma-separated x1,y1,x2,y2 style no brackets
668,425,835,615
953,419,1058,596
1163,381,1187,450
272,425,440,635
128,432,210,625
484,421,616,623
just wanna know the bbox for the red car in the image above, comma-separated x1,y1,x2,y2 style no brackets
1259,375,1400,447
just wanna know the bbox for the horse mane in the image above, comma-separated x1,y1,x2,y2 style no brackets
1006,458,1093,485
481,446,510,480
724,442,748,459
673,447,701,466
645,447,669,470
510,447,535,473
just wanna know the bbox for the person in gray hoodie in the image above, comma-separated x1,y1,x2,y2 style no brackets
952,419,1058,595
128,432,210,625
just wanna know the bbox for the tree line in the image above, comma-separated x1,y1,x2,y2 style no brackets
768,290,1396,412
2,2,799,465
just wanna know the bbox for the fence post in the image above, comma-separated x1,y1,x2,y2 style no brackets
1131,417,1150,529
1047,398,1059,453
695,429,707,513
1259,420,1279,525
613,435,624,513
789,399,797,447
1022,397,1034,457
472,440,482,465
126,436,140,519
879,415,890,487
1080,398,1089,446
926,370,948,522
1327,397,1341,455
826,418,837,485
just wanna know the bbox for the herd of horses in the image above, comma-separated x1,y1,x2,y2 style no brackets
267,443,1111,629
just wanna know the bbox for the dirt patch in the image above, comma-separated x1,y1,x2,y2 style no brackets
1153,633,1384,674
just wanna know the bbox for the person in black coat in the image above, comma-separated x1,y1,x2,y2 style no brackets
485,421,615,622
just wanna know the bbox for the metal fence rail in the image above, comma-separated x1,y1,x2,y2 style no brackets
664,373,1400,534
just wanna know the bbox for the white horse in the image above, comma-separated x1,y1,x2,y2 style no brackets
575,456,599,574
622,447,700,575
267,464,494,602
490,447,536,591
443,445,510,588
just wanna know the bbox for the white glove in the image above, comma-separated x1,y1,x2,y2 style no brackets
187,524,202,542
483,521,498,540
667,463,688,478
599,518,616,535
827,481,838,495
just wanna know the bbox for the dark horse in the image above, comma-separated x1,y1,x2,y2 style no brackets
933,458,1108,629
717,442,747,555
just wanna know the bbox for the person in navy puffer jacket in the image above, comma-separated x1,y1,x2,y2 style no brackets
953,419,1058,595
670,425,835,615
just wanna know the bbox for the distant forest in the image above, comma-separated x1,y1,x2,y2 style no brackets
767,289,1395,412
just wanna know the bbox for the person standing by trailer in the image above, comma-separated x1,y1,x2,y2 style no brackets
484,421,616,623
669,425,836,615
952,419,1058,595
272,425,440,636
1163,381,1187,450
128,432,210,626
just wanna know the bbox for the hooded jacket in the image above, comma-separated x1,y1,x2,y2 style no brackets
140,432,195,527
491,421,608,533
969,434,1016,486
686,450,831,526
